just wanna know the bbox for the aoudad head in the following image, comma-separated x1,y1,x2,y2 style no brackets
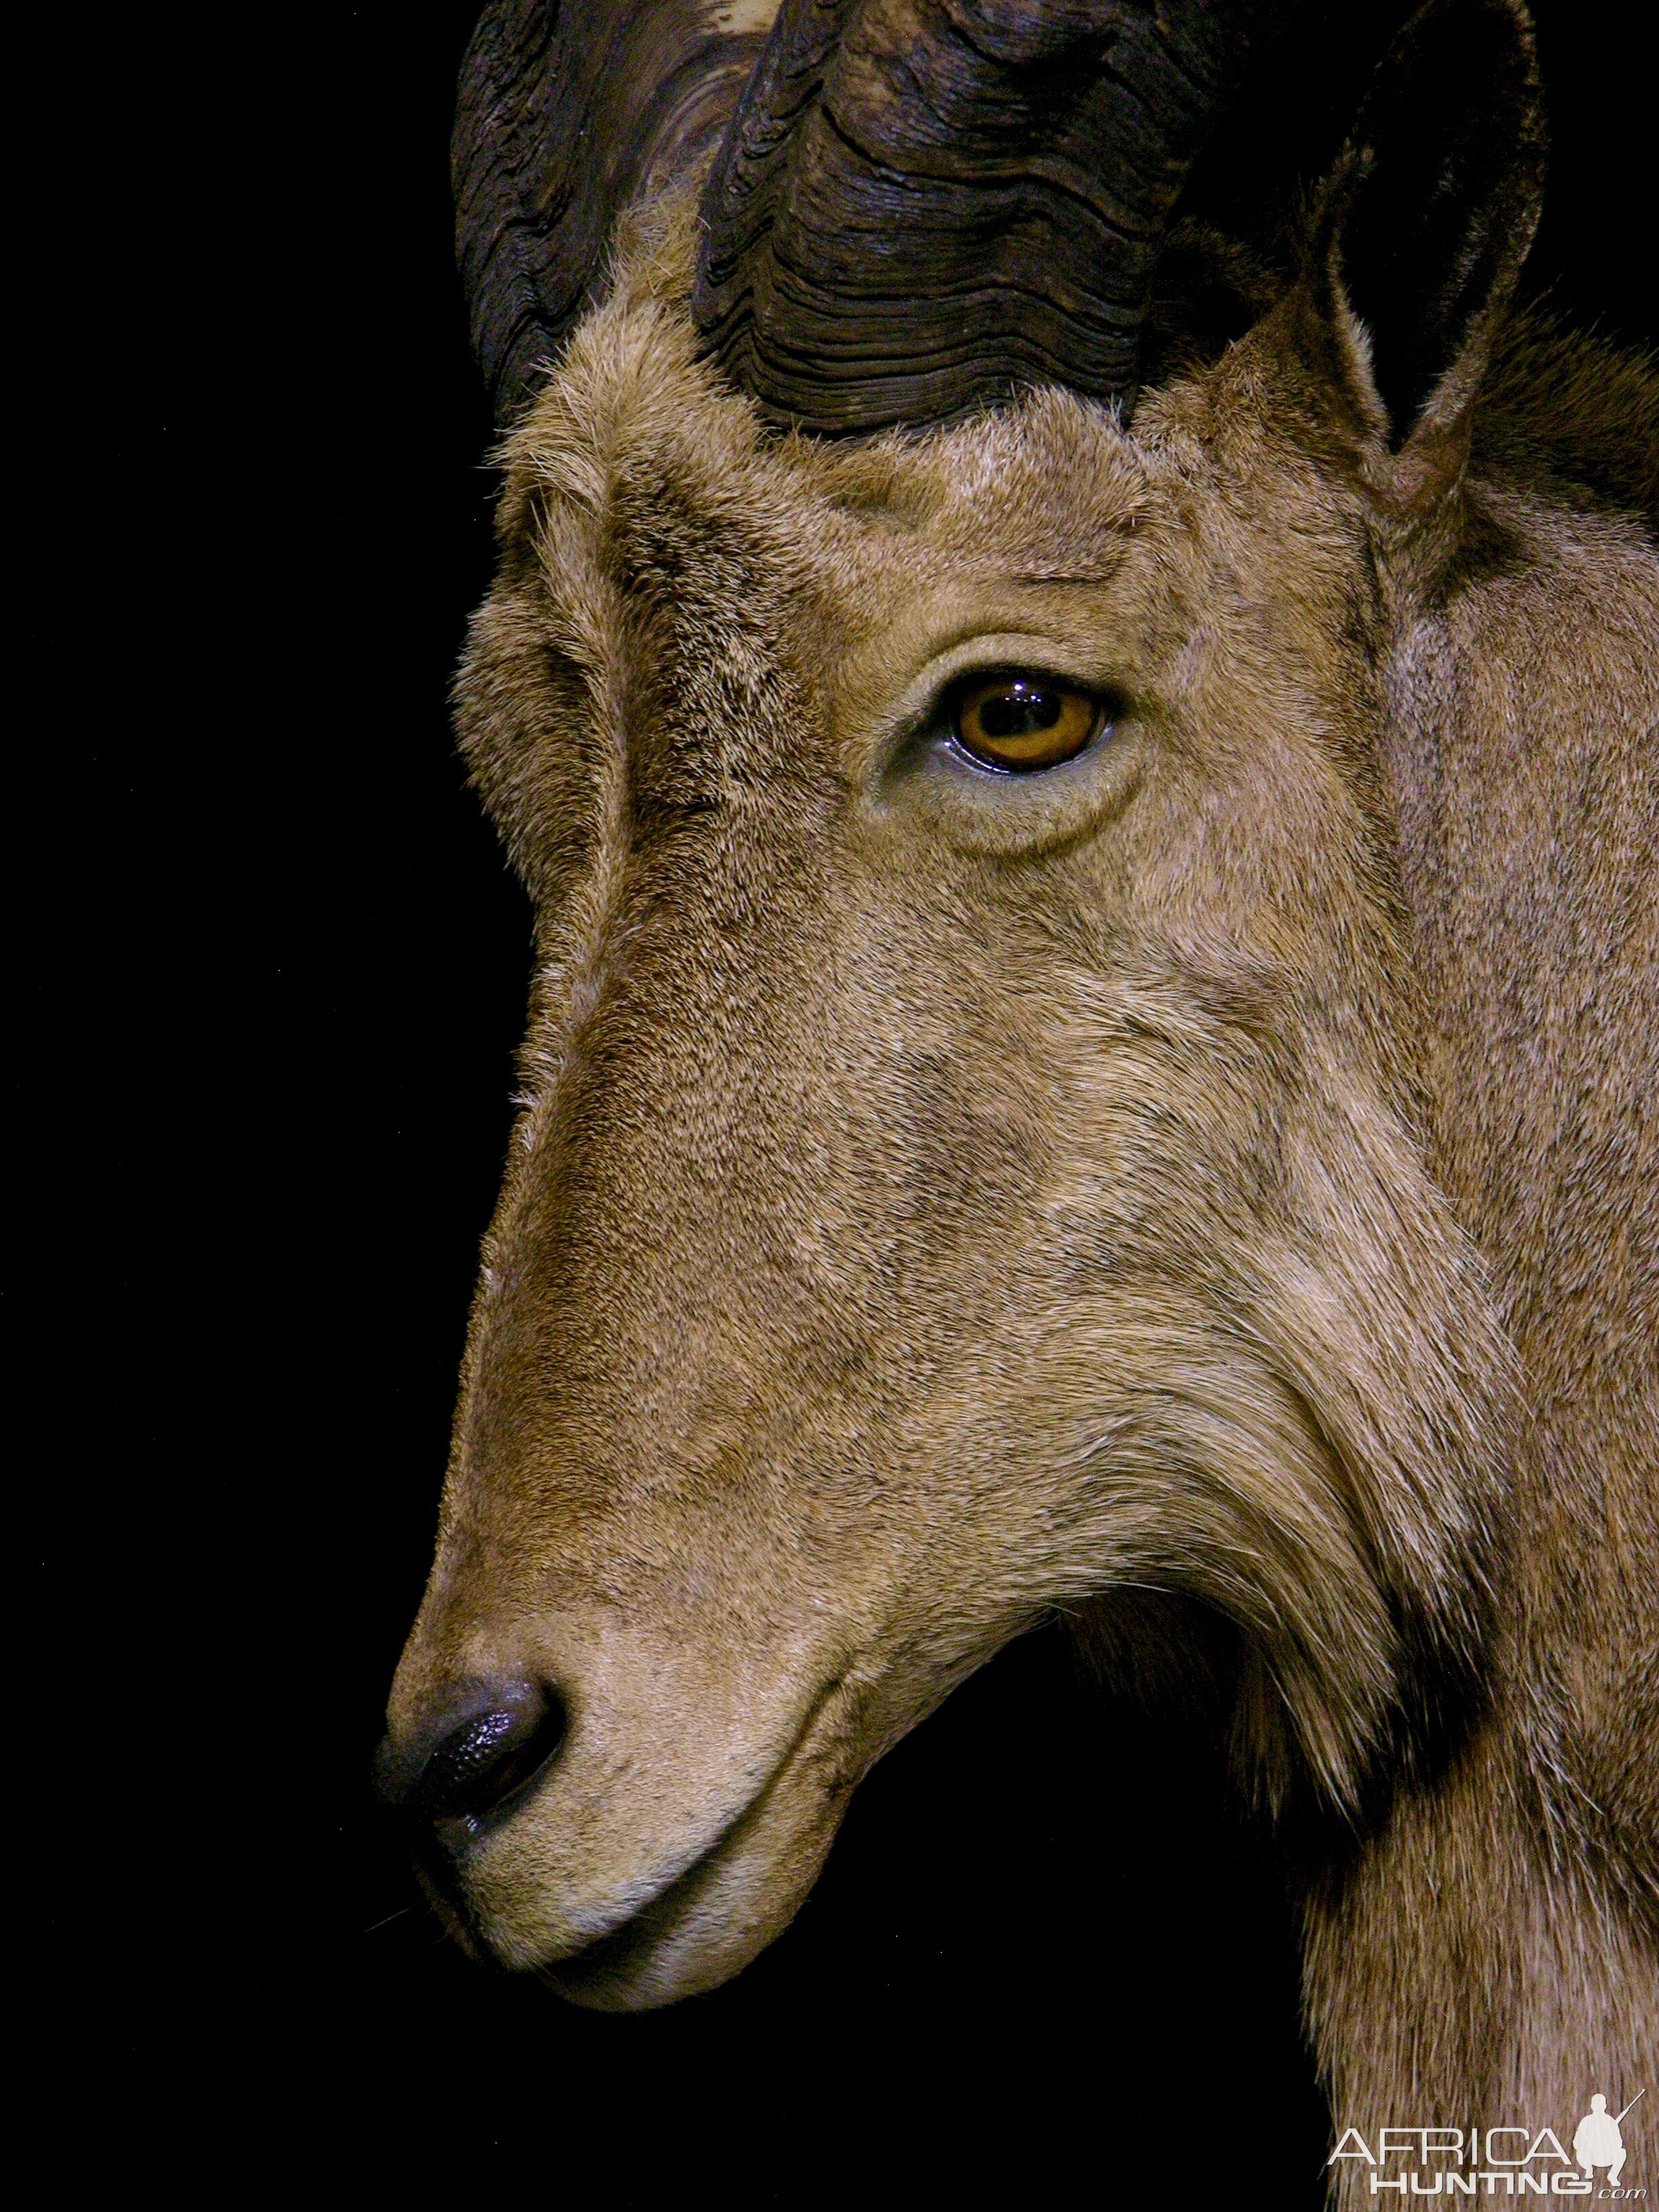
380,0,1543,2005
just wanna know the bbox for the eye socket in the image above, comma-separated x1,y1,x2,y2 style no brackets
949,673,1105,773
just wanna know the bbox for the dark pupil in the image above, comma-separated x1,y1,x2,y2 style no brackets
978,684,1062,739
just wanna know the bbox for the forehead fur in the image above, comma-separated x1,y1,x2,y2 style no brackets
492,199,1244,610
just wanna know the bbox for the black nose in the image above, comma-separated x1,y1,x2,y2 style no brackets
376,1682,567,1826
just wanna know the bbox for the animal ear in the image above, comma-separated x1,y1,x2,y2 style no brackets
1311,0,1546,484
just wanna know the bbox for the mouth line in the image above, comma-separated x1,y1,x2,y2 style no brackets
529,1668,856,1990
535,1802,745,1992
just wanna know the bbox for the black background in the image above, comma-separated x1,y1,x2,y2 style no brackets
30,2,1653,2199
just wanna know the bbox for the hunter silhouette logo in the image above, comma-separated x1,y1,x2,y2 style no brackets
1576,2095,1644,2191
1330,2088,1647,2197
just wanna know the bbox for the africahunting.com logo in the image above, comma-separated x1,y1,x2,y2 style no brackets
1331,2089,1646,2197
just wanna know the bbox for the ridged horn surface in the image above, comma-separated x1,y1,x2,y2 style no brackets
692,0,1305,434
455,1,781,426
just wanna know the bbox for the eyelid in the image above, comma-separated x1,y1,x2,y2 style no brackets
862,646,1147,854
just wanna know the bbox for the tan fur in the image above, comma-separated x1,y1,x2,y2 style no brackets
389,198,1658,2179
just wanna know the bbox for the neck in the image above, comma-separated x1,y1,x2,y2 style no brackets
1306,422,1659,2186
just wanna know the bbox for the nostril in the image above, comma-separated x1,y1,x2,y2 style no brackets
384,1684,569,1826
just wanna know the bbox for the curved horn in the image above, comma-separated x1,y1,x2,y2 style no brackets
455,1,781,426
692,0,1306,434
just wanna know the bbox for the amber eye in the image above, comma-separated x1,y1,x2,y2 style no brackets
951,674,1104,772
